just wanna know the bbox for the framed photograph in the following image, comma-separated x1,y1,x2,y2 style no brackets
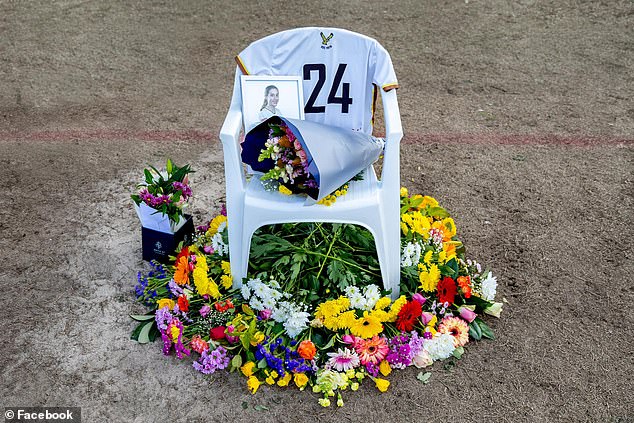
240,75,305,132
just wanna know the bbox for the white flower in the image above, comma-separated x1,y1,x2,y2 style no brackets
412,350,433,368
284,310,310,338
480,271,498,301
211,233,228,256
261,296,277,310
363,285,381,310
326,348,360,372
344,286,360,297
349,293,366,310
249,297,264,311
423,333,456,361
240,284,251,300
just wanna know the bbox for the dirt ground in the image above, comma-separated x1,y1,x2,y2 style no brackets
1,1,633,422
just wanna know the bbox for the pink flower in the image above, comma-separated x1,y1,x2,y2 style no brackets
421,312,435,326
459,306,477,323
226,325,239,344
259,309,272,320
412,293,427,305
342,334,356,345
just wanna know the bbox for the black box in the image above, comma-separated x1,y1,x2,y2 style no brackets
141,215,195,263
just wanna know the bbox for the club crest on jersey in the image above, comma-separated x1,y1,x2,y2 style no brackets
320,32,334,49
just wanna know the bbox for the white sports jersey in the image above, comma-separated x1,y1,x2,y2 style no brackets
236,27,399,135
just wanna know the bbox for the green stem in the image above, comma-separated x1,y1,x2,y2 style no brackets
315,226,340,280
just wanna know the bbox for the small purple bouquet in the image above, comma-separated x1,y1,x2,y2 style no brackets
131,159,194,233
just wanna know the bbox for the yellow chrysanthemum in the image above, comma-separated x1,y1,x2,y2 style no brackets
350,311,383,339
221,274,233,289
157,298,175,310
374,378,390,392
278,185,293,195
294,373,309,389
387,295,408,321
206,214,227,237
419,264,441,292
370,309,390,323
423,250,433,265
420,195,439,209
247,376,261,394
374,297,392,311
221,261,231,275
240,361,256,377
315,297,350,320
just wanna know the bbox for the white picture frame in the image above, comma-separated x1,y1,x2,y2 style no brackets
240,75,305,132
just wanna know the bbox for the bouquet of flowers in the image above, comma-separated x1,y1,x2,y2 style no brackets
131,159,194,233
257,120,319,199
241,116,383,205
131,189,504,407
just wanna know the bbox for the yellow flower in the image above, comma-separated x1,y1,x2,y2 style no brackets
250,331,265,346
400,186,408,197
419,264,441,292
157,298,175,310
169,325,180,343
379,360,392,377
387,295,407,321
318,398,331,407
350,382,359,391
420,195,439,208
400,221,409,235
278,185,293,195
206,215,227,237
294,373,309,389
374,378,390,392
336,310,357,329
423,250,433,265
441,217,457,239
277,372,292,387
221,274,233,289
350,311,383,339
374,296,392,311
221,261,231,275
265,370,278,385
247,376,261,394
240,362,256,378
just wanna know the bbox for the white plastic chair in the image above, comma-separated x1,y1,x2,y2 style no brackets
219,28,403,298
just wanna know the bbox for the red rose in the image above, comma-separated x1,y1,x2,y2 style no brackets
395,300,422,332
209,326,226,340
437,277,457,304
177,295,189,313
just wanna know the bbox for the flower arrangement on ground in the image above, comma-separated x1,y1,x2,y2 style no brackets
131,159,194,227
131,187,503,406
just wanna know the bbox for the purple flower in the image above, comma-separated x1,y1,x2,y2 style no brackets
412,293,426,305
199,305,211,317
168,279,183,297
193,346,230,374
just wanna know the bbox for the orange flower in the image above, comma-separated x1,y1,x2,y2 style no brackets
174,255,190,286
457,276,472,298
297,340,317,360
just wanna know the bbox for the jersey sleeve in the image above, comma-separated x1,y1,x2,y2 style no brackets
235,37,276,75
372,43,399,92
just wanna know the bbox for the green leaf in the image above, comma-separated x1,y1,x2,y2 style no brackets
144,169,154,184
427,206,450,219
477,319,495,340
469,320,482,341
254,405,269,411
137,321,156,344
130,314,155,322
416,372,432,384
257,358,268,369
231,354,243,371
241,402,248,410
452,346,464,359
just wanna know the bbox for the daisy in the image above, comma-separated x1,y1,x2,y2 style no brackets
350,311,383,339
437,316,470,347
326,348,360,372
355,335,389,365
